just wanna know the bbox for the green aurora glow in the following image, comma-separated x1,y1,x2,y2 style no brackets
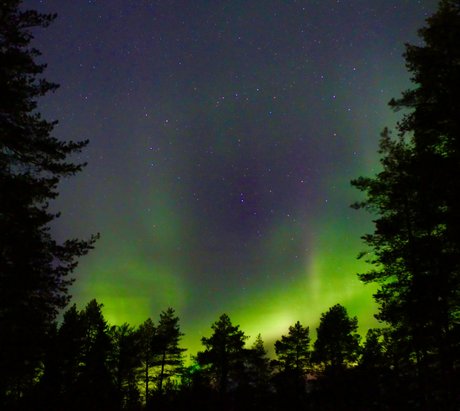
27,0,438,358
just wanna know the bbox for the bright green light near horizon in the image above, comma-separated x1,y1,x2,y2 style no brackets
71,160,379,361
76,256,186,324
222,242,377,353
73,231,377,361
182,208,378,358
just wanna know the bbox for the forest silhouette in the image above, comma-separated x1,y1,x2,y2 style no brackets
1,1,459,410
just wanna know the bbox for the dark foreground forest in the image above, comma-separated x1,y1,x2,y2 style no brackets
1,1,460,410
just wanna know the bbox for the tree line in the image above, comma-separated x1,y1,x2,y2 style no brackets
1,0,459,410
32,299,375,411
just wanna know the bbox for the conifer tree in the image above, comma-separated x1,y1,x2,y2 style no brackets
359,329,385,370
38,306,82,410
0,2,96,405
274,321,310,374
312,304,360,371
77,300,114,410
273,321,310,407
138,318,156,403
197,313,247,395
152,307,186,394
44,304,86,407
40,301,113,411
247,334,271,390
352,1,460,405
109,323,141,409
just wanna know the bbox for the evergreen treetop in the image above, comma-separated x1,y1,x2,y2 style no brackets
0,2,97,405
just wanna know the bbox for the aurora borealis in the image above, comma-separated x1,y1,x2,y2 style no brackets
27,0,437,356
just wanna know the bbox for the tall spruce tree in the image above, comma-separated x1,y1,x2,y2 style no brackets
109,323,141,410
152,307,186,395
246,334,271,391
41,304,86,408
197,313,247,396
77,300,114,411
352,0,460,406
274,321,311,374
312,304,360,372
273,321,311,407
137,318,156,403
0,2,96,405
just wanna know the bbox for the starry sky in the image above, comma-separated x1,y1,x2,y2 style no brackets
27,0,437,356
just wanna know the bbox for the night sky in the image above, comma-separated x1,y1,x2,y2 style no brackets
27,0,437,356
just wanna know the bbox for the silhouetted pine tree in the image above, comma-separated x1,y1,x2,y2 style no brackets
354,329,388,410
246,334,272,392
0,2,97,406
359,329,385,370
76,300,115,411
109,323,142,410
273,321,310,409
137,318,156,405
352,1,460,407
197,314,247,397
312,304,360,373
310,304,360,410
40,304,86,409
274,321,310,375
151,308,186,396
231,334,273,411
